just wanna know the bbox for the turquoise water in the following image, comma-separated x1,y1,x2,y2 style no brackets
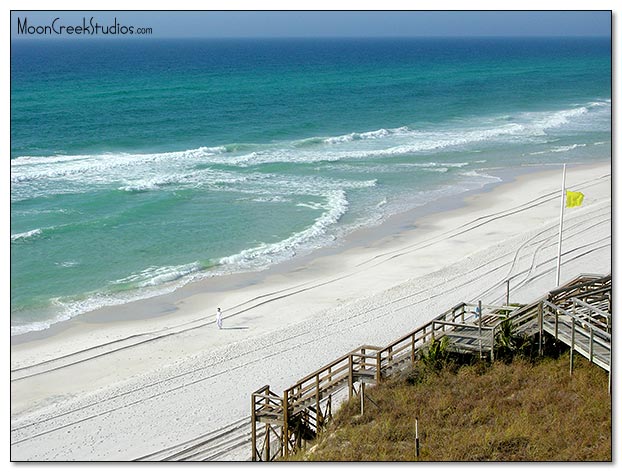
10,38,611,335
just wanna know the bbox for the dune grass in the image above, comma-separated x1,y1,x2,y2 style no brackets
288,353,611,461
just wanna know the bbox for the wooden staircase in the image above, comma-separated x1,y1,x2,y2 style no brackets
251,273,611,461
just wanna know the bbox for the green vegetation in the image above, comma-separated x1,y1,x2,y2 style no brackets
288,354,611,461
494,319,532,362
418,336,451,372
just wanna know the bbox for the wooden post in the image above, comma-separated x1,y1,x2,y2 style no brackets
506,279,510,307
283,389,289,457
315,374,322,428
570,320,575,376
607,293,611,332
538,302,543,356
298,413,304,450
589,326,594,363
607,311,610,333
265,392,272,461
415,417,420,458
348,355,354,400
478,300,482,328
555,164,567,286
478,300,483,358
411,334,416,365
376,351,382,383
360,382,365,416
490,327,495,362
251,393,257,461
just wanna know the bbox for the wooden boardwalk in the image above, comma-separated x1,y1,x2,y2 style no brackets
511,274,611,372
250,273,611,461
139,273,611,461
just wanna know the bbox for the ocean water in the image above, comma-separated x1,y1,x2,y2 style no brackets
10,37,611,335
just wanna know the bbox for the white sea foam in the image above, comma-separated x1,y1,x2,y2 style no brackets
29,286,182,335
551,144,587,152
113,261,204,288
10,100,609,197
12,319,64,336
235,175,377,200
460,170,503,182
529,107,589,129
11,228,42,241
56,261,80,268
10,152,250,202
118,175,183,192
296,202,326,210
225,123,528,165
250,196,290,203
323,126,410,144
10,146,226,168
13,208,71,216
10,146,228,187
11,263,205,337
323,162,471,174
529,143,587,155
587,99,610,107
415,162,469,168
219,189,348,270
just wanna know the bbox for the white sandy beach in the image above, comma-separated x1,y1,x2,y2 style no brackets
10,161,611,461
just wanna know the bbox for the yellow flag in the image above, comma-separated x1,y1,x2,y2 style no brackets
566,190,584,208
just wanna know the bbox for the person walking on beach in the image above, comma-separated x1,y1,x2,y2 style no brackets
216,307,223,329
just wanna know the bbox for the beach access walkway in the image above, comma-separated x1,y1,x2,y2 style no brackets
136,272,610,461
245,273,611,461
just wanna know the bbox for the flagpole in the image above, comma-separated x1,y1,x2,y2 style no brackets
555,164,566,287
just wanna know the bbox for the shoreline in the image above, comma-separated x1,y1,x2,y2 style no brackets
10,160,605,343
10,159,611,460
11,160,609,351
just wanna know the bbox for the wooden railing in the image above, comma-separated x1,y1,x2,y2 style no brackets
251,273,611,461
549,274,611,306
540,300,611,372
251,302,516,459
285,345,381,417
250,385,284,462
570,297,611,333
